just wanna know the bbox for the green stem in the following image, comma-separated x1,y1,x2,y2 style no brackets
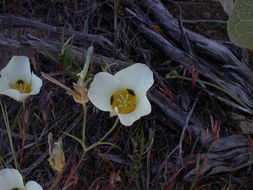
87,117,119,151
66,116,119,187
72,103,87,174
0,99,18,169
49,171,62,190
73,150,87,175
82,103,87,148
99,117,119,142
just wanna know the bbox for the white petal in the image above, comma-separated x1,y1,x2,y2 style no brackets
0,89,30,102
0,74,42,102
30,73,43,95
1,56,32,83
110,111,117,117
0,168,25,190
88,72,120,112
114,63,154,97
118,96,151,126
0,77,11,92
26,181,43,190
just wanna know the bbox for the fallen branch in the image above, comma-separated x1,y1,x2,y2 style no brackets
0,14,126,60
124,4,253,109
0,33,129,68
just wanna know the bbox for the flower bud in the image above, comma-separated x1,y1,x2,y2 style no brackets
48,135,65,173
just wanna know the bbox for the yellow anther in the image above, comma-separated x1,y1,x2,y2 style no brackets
12,80,32,93
110,89,136,114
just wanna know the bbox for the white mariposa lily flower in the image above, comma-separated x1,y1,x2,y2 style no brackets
0,168,43,190
0,56,42,102
88,63,154,126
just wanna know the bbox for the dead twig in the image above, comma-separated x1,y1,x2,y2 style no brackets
178,93,200,163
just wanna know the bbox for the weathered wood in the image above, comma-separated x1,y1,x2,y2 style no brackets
0,14,126,60
136,0,253,84
148,90,249,152
124,4,253,110
0,33,129,68
1,9,252,183
149,90,253,180
184,147,253,180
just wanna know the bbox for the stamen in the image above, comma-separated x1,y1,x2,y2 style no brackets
116,98,122,102
110,89,136,114
119,93,124,99
11,79,32,94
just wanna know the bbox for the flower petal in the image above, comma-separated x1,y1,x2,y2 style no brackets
110,111,117,117
0,56,32,83
0,89,30,102
0,77,11,92
0,168,25,190
118,96,151,126
26,181,43,190
30,73,43,95
114,63,154,97
0,75,37,102
88,72,120,112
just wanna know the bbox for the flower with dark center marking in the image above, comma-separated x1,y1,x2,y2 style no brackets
0,56,42,102
88,63,154,126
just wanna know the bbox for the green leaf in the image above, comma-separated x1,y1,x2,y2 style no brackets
95,141,119,148
64,132,85,149
86,141,120,151
227,0,253,48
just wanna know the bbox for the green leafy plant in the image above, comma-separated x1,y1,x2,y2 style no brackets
126,128,154,178
42,33,83,79
227,0,253,48
216,0,253,48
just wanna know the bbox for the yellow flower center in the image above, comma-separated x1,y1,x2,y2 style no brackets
12,80,32,93
110,89,137,114
11,188,24,190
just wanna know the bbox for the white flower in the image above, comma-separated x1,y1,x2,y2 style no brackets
88,63,154,126
0,168,43,190
0,56,42,102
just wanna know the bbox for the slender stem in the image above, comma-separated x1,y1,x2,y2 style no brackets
0,99,18,169
71,115,119,179
100,117,119,142
87,117,119,151
82,103,87,147
73,150,87,175
81,46,93,80
71,103,87,175
49,171,62,190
